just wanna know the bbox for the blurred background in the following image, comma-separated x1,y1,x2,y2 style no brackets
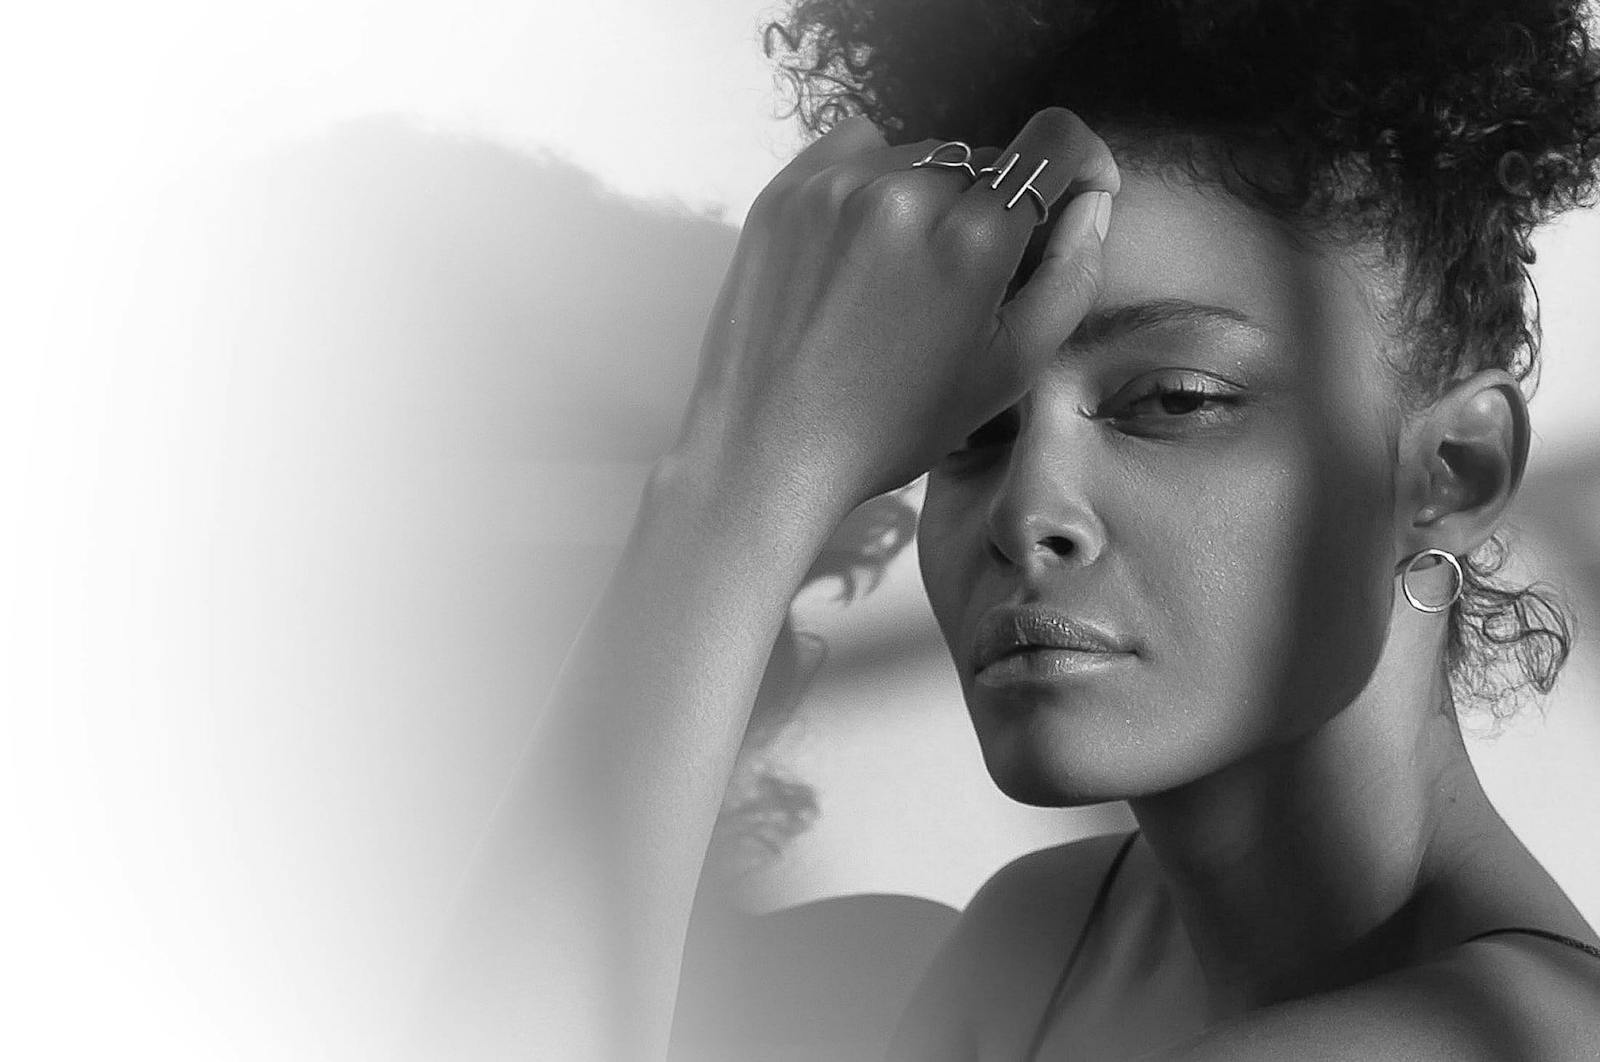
4,2,1597,1059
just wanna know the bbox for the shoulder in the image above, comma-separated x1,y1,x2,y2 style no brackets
1144,931,1600,1062
884,830,1137,1062
960,829,1137,949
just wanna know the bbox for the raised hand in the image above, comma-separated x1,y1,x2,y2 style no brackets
411,107,1120,1062
672,106,1120,516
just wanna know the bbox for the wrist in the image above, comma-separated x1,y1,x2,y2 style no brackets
645,441,856,568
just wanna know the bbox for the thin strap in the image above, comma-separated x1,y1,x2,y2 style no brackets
1022,829,1141,1062
1463,926,1600,962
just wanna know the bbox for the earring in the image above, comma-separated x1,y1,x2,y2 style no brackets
1397,548,1464,614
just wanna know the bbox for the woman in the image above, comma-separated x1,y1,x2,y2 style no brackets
413,1,1600,1059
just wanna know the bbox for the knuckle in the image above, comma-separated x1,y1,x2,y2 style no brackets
1028,105,1090,141
993,314,1027,363
1039,249,1105,316
1058,252,1101,300
798,166,862,212
933,206,1012,268
747,178,793,224
845,173,941,230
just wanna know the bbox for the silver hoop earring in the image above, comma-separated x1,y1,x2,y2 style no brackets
1398,548,1464,614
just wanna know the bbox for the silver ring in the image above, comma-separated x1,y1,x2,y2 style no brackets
975,152,1051,224
1399,548,1465,614
910,140,977,182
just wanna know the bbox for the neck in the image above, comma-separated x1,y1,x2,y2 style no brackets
1128,655,1500,1020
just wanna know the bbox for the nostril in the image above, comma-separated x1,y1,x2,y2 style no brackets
1037,535,1075,556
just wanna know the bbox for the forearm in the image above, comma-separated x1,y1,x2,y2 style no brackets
409,450,846,1062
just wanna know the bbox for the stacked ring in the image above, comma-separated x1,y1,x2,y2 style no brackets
911,141,1052,225
910,140,978,182
976,151,1051,223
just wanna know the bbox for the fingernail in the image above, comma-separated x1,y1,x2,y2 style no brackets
1090,191,1112,241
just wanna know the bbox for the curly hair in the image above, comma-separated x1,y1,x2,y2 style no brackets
762,0,1600,718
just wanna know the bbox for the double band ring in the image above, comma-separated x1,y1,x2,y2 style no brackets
910,140,1051,224
977,151,1051,223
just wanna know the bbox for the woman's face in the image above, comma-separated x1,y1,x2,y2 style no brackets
917,169,1409,806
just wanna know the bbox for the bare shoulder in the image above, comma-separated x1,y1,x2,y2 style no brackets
960,829,1138,950
1143,931,1600,1062
884,830,1137,1062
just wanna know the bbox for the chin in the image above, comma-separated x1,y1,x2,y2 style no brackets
989,765,1107,808
967,683,1244,807
972,708,1145,807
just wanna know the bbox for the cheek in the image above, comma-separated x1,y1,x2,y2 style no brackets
1143,409,1397,738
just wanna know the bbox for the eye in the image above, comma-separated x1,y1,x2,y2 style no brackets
1130,382,1219,416
1104,374,1243,424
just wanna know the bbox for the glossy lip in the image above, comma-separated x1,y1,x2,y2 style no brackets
970,603,1137,678
974,647,1133,688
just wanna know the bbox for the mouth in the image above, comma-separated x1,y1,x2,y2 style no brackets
970,604,1137,684
974,645,1134,687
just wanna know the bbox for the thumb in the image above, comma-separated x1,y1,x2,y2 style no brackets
991,189,1113,372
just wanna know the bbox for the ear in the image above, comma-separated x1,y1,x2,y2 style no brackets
1400,369,1529,554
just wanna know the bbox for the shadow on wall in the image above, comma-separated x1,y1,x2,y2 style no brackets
218,114,740,466
197,116,941,1058
203,116,752,961
225,111,929,862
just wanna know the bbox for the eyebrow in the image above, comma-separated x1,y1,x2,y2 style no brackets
1062,299,1266,351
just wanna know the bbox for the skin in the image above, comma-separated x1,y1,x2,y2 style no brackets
908,165,1600,1056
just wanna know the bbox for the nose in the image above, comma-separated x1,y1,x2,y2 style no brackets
983,422,1107,573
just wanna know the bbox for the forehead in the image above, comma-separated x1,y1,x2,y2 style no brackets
1092,169,1378,345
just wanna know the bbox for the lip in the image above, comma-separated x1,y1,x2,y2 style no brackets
975,647,1133,688
970,604,1137,679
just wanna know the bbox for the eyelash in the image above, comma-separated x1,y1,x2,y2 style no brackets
1114,379,1238,419
953,379,1239,454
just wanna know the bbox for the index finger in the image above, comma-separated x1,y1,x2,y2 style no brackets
958,107,1120,232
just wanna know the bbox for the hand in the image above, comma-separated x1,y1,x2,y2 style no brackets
672,107,1120,516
